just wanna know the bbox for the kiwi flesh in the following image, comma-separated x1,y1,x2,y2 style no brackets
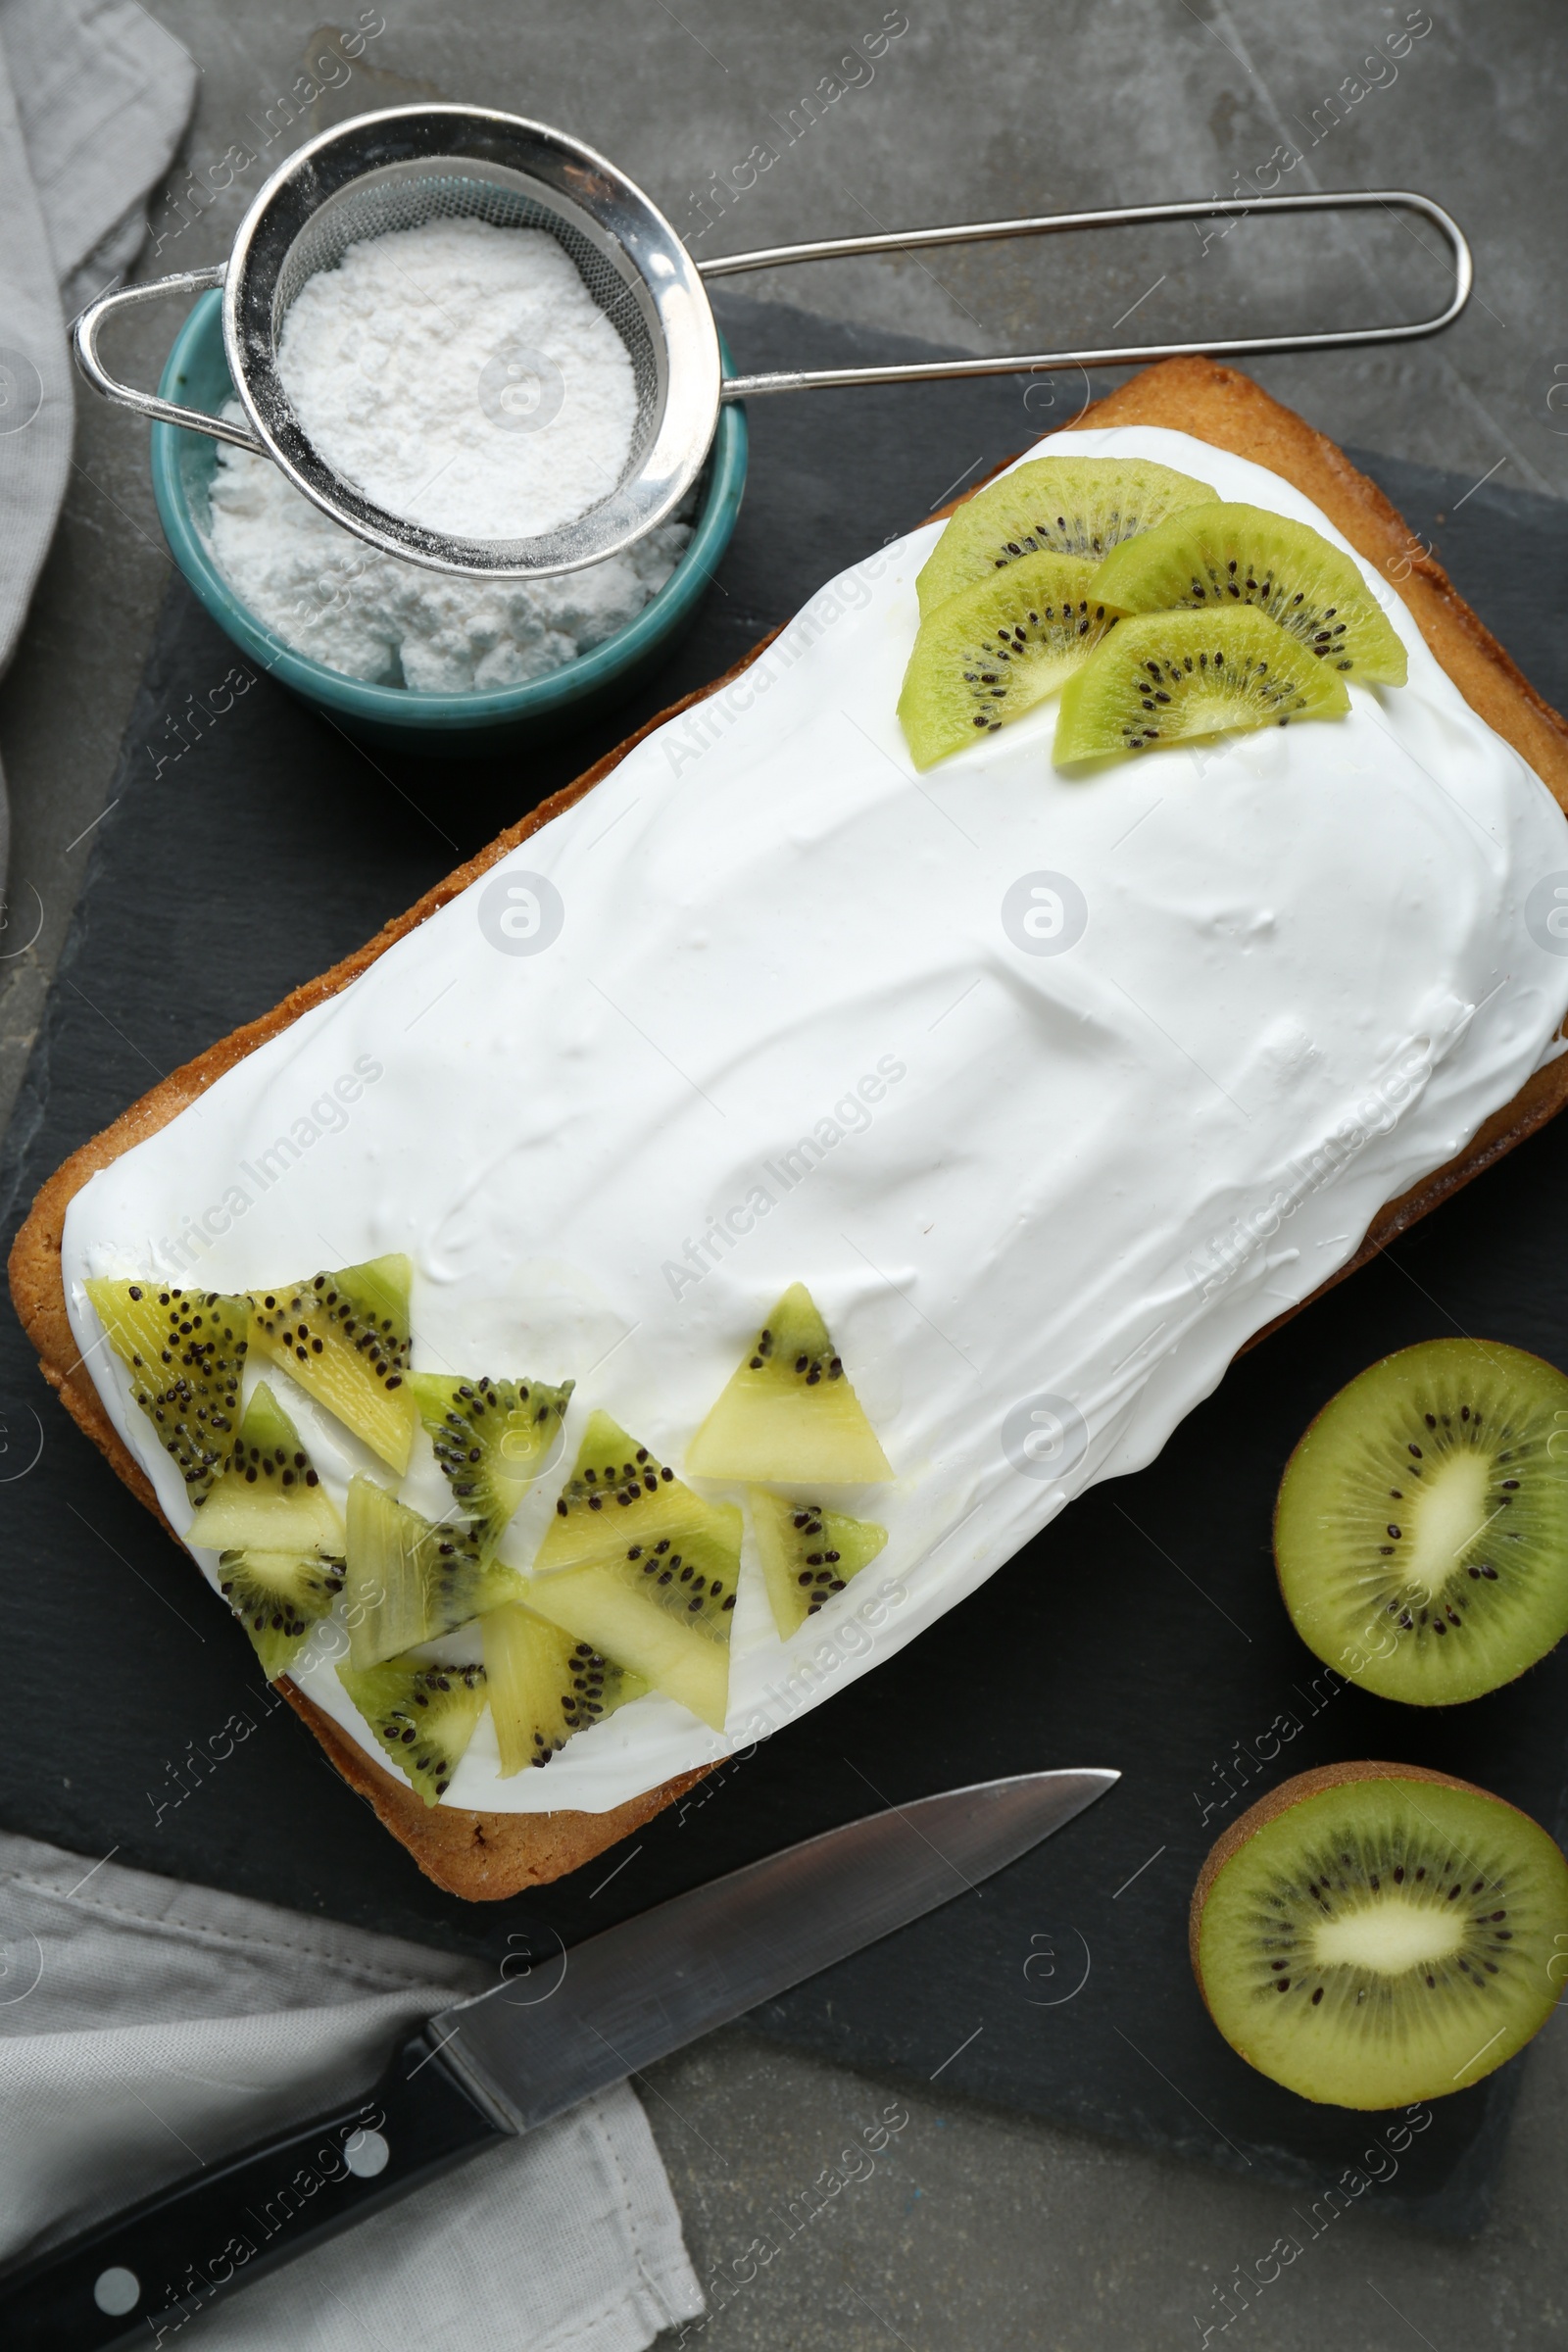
336,1657,487,1805
1054,606,1350,764
686,1284,891,1485
194,1379,343,1553
1275,1339,1568,1705
751,1489,887,1638
410,1372,573,1561
898,553,1121,769
523,1411,742,1731
84,1278,248,1504
249,1253,416,1474
1192,1762,1568,2108
915,455,1216,617
1089,501,1407,685
342,1474,523,1671
482,1600,648,1775
190,1379,345,1680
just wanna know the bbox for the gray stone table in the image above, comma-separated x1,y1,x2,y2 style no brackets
3,5,1565,2345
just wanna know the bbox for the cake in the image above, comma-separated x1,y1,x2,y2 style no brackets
13,359,1568,1898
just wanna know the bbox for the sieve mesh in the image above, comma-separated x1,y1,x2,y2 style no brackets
267,161,664,505
210,109,723,575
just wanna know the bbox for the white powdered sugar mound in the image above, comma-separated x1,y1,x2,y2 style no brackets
205,428,689,692
277,215,639,539
202,216,692,694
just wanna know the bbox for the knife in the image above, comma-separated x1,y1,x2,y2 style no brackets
1,1765,1116,2347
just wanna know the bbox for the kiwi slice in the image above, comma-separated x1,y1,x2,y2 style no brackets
336,1657,487,1805
410,1372,573,1561
84,1278,248,1504
191,1379,345,1680
1192,1762,1568,2108
483,1600,648,1774
1275,1339,1568,1705
194,1379,342,1552
686,1284,891,1485
915,454,1217,618
523,1411,742,1731
751,1489,887,1638
897,553,1121,769
248,1253,416,1474
1054,606,1350,763
1089,501,1407,686
341,1474,523,1671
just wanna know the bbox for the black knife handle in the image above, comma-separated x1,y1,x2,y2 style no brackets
0,2026,511,2349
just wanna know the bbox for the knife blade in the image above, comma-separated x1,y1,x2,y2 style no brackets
441,1763,1116,2127
0,1766,1115,2347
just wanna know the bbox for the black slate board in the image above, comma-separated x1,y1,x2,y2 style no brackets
3,297,1567,2235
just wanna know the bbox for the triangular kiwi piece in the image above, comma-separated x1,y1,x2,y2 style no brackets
686,1285,891,1484
917,454,1216,617
336,1657,487,1805
190,1379,345,1680
85,1278,249,1504
410,1372,573,1561
751,1490,888,1639
523,1411,741,1730
482,1600,648,1775
248,1254,416,1474
1089,501,1407,685
342,1475,524,1671
216,1550,345,1682
194,1379,344,1553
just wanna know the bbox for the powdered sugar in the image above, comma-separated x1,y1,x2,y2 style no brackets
202,218,690,693
276,216,639,540
206,434,688,691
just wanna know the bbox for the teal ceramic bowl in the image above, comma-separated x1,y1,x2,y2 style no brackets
149,289,748,758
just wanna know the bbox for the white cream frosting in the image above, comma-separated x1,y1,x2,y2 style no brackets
63,424,1568,1813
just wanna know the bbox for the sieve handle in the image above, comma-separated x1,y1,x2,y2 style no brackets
73,266,266,451
699,189,1471,399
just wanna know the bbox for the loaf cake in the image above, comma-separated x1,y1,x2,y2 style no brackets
12,357,1568,1899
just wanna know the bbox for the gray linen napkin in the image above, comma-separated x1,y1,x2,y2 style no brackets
0,0,199,890
0,1830,705,2348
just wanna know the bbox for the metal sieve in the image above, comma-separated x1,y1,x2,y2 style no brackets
74,105,1471,581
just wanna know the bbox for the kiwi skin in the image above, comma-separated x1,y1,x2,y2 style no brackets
1189,1758,1541,2015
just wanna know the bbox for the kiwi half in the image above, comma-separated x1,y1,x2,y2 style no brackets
482,1600,648,1774
191,1379,345,1680
342,1475,523,1671
915,454,1216,617
85,1278,248,1504
751,1490,887,1637
524,1410,742,1730
686,1284,891,1485
336,1658,487,1805
1054,606,1350,763
1275,1339,1568,1705
249,1254,416,1474
1192,1762,1568,2108
898,553,1121,769
1089,501,1407,685
410,1372,573,1562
